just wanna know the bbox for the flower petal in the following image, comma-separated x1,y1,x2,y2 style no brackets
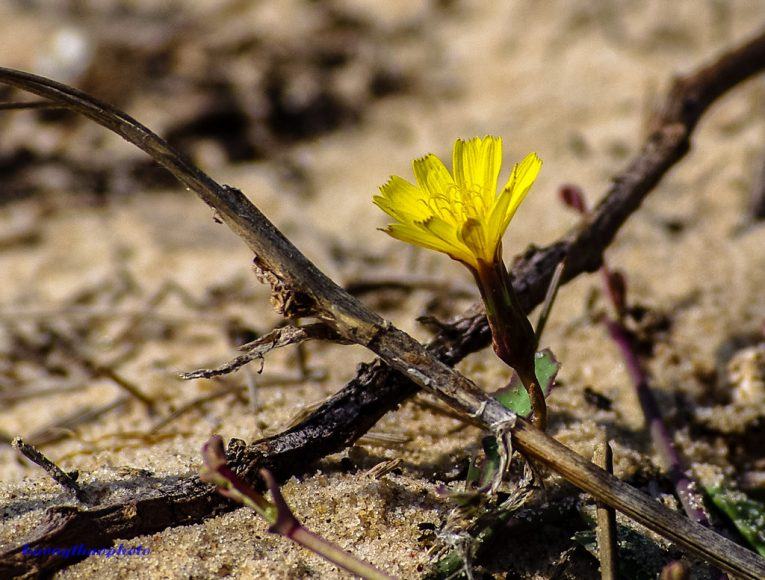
500,152,542,226
412,154,456,198
374,176,430,223
420,215,470,256
419,217,475,266
452,136,502,209
486,187,514,250
383,222,472,265
459,218,491,265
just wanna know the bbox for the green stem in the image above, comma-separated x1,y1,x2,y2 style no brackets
289,527,393,580
534,259,566,350
472,251,546,430
201,438,393,580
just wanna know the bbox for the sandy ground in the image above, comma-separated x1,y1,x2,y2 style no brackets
1,1,765,578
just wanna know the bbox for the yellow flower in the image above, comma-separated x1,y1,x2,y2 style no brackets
373,136,542,271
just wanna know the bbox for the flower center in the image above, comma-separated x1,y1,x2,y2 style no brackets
421,183,492,226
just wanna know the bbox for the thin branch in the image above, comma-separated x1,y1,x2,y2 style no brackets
534,258,566,349
0,100,65,111
594,439,618,580
181,323,347,380
11,438,89,503
2,28,765,578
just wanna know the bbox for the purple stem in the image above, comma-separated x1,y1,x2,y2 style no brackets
563,185,712,527
563,183,724,576
603,318,711,528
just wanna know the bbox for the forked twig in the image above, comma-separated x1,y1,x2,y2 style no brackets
181,323,348,379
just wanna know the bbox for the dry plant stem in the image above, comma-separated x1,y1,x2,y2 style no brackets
1,29,765,578
594,440,618,580
748,154,765,220
181,323,348,379
11,438,88,503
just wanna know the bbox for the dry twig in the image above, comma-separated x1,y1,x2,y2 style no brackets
181,323,348,379
749,152,765,220
12,438,89,503
594,440,618,580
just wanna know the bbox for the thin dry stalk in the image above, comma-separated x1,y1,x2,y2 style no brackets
594,440,618,580
12,438,89,503
181,323,347,379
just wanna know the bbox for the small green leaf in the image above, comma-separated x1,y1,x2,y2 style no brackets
464,437,502,493
465,454,482,490
492,349,561,417
705,485,765,556
535,349,560,394
494,372,531,416
478,436,501,491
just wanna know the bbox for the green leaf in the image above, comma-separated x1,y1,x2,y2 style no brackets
464,437,502,493
494,372,530,416
493,349,560,417
465,453,482,490
705,485,765,556
478,436,501,491
534,349,560,395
